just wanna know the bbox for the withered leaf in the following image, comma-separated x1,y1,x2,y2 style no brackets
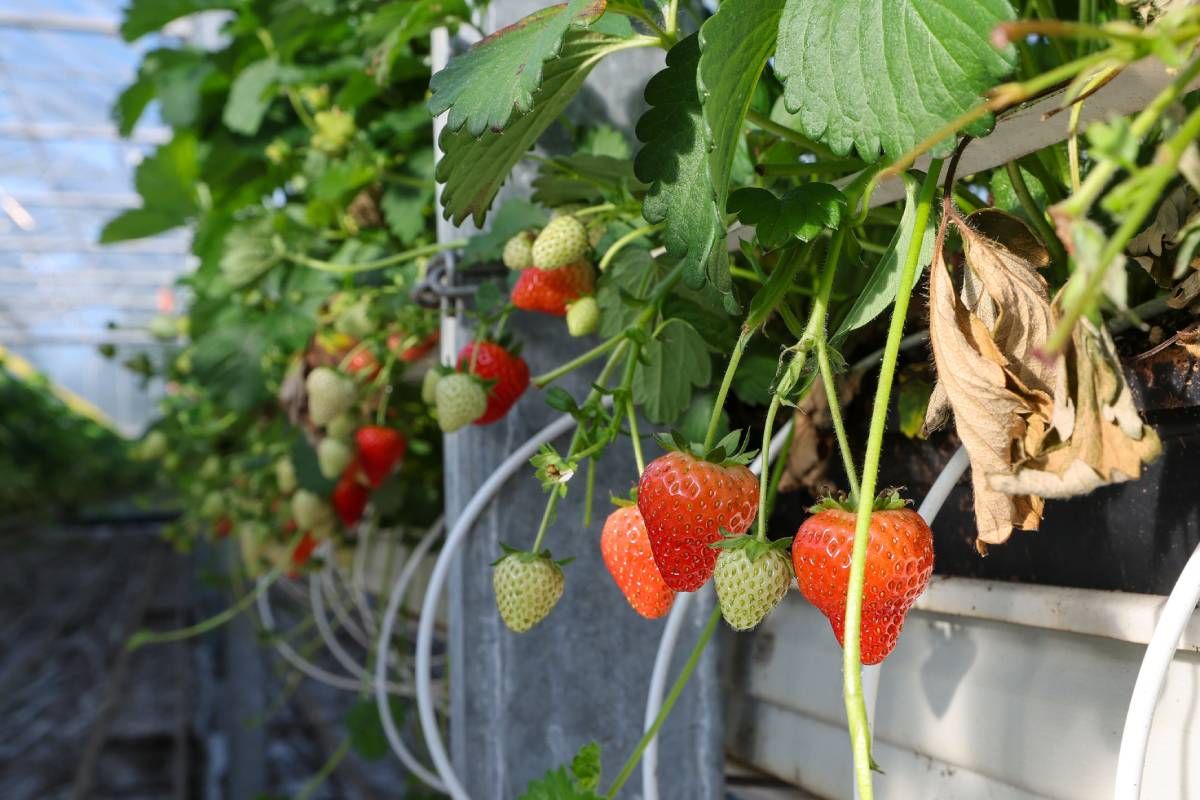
924,209,1056,547
990,317,1161,498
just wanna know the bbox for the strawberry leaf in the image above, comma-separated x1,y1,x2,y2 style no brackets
633,319,712,424
435,30,625,225
428,0,608,137
775,0,1017,162
727,184,846,250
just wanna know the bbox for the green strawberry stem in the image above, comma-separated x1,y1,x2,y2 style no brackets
532,260,687,388
374,353,398,426
764,420,793,515
816,336,859,502
295,739,352,800
583,457,596,527
529,339,633,552
604,605,721,799
843,159,941,800
702,326,752,451
572,202,617,219
598,223,662,272
754,394,783,543
285,239,466,275
1048,89,1200,352
627,399,645,475
619,342,647,475
127,570,280,649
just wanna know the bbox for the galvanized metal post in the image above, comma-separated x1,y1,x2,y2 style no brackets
437,5,724,797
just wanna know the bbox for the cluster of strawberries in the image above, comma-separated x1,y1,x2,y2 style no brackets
494,433,936,665
424,214,602,433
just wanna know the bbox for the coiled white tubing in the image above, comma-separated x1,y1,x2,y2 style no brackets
413,410,586,799
374,518,449,792
1114,541,1200,800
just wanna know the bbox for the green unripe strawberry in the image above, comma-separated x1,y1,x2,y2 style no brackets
334,299,373,339
276,457,298,494
566,296,600,337
531,215,588,270
148,314,179,341
306,367,356,426
292,490,335,534
435,373,487,432
326,413,356,441
199,455,221,480
502,231,535,270
200,491,224,519
136,430,168,461
317,437,354,480
265,138,290,164
492,552,565,633
421,369,440,404
712,535,793,630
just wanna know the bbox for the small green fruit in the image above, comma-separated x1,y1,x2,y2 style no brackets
713,542,792,631
531,216,588,270
306,367,356,426
317,438,354,480
435,373,487,433
421,369,440,405
565,296,599,337
502,231,535,270
492,553,565,633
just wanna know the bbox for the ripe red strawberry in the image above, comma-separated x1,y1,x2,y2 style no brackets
214,516,233,539
346,347,380,380
510,262,594,316
791,495,934,665
388,330,439,362
457,341,530,425
290,532,320,577
601,505,675,619
355,426,406,487
637,435,759,592
331,466,370,527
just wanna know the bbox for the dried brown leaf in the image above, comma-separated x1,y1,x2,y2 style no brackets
990,318,1161,498
924,209,1056,546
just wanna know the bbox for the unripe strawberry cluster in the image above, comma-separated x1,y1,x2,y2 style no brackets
505,215,600,335
425,340,530,433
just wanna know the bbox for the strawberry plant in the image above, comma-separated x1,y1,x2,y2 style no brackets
96,0,1200,794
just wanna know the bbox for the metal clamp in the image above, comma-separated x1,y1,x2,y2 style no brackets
411,254,508,309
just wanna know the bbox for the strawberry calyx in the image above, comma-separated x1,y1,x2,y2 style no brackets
808,487,910,514
609,489,637,508
652,428,759,468
493,542,574,567
709,530,793,563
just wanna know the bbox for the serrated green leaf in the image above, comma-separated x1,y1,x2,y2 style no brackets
728,184,846,249
531,154,645,207
732,345,778,406
381,184,433,245
633,319,712,424
100,133,198,243
220,218,283,288
597,246,655,337
662,291,738,352
581,125,630,159
120,0,239,41
570,742,602,791
290,436,336,495
346,698,401,761
833,174,935,340
436,31,623,225
191,322,269,412
429,0,607,137
776,0,1017,162
461,199,549,265
113,73,156,136
636,36,727,308
370,0,472,85
698,0,786,307
223,59,281,136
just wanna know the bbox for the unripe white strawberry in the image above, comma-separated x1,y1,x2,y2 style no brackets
566,296,600,337
492,552,565,632
291,490,336,534
306,367,355,426
712,537,792,630
435,373,487,432
531,215,588,269
317,437,354,479
502,231,535,270
275,457,297,494
421,369,441,404
326,413,356,441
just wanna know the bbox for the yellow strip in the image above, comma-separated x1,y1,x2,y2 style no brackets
0,345,118,431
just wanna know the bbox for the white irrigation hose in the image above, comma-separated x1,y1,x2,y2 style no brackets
320,563,372,647
640,420,794,800
415,410,585,799
375,519,449,792
1114,542,1200,799
351,521,379,635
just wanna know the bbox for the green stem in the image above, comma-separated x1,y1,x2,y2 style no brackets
755,395,783,542
584,457,597,527
764,421,793,517
599,223,661,272
1005,161,1068,279
604,606,721,799
532,336,623,388
703,327,752,450
295,739,351,800
286,240,465,275
530,490,562,554
745,109,836,159
574,202,617,219
664,0,680,37
1059,54,1200,219
817,336,859,502
127,571,279,649
627,400,646,475
1049,101,1200,351
843,159,941,800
